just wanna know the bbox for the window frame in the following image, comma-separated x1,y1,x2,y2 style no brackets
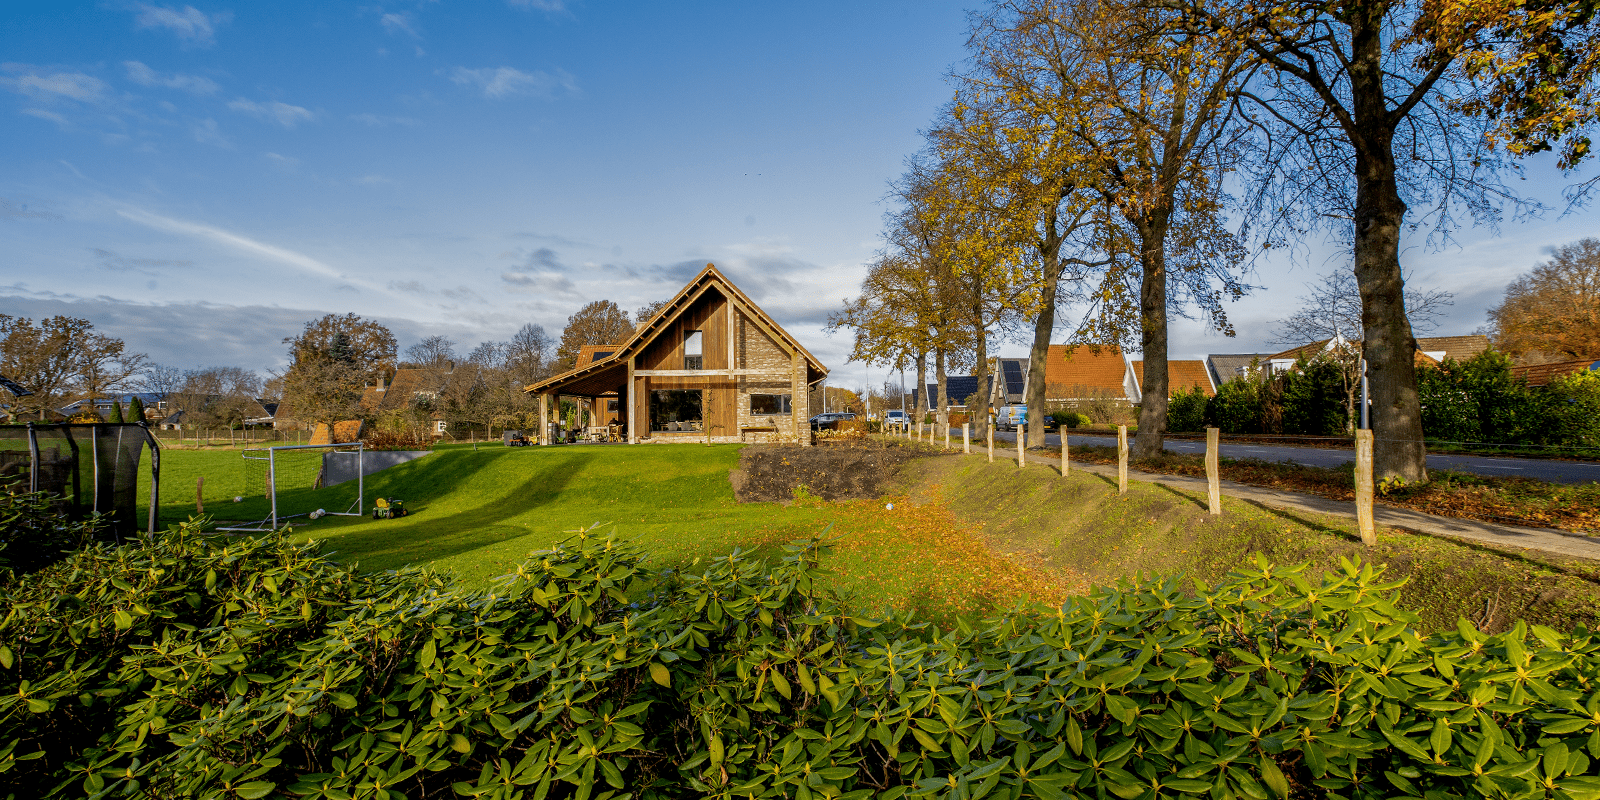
749,393,792,415
683,329,703,370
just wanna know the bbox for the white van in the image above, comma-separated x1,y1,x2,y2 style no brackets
996,404,1027,432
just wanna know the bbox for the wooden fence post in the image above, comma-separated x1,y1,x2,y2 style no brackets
1117,425,1128,495
1206,427,1221,516
987,424,994,463
1017,427,1026,468
196,476,204,514
963,423,970,454
944,424,950,450
1356,429,1376,545
1062,430,1069,476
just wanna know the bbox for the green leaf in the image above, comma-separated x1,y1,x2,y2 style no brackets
649,662,671,687
0,646,12,669
420,638,436,669
451,733,471,754
1259,756,1289,799
113,609,133,630
235,781,276,799
911,728,944,753
708,734,725,765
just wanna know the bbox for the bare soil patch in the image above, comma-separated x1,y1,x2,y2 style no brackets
730,441,946,503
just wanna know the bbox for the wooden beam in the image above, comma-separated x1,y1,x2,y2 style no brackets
632,369,789,377
627,356,638,443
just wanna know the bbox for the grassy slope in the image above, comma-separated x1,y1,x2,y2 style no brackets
909,455,1600,633
139,444,1065,618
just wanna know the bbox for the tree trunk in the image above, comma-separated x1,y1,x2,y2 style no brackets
971,309,991,439
1026,265,1060,451
935,347,949,430
1349,6,1428,482
914,350,927,424
1133,215,1172,460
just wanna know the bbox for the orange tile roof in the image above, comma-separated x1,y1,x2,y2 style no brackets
1132,360,1216,397
1511,358,1600,387
1042,345,1131,397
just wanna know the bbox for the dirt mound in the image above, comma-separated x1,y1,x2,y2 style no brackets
731,442,941,502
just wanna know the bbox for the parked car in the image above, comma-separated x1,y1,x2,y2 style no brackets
996,404,1027,432
882,409,909,431
809,412,857,431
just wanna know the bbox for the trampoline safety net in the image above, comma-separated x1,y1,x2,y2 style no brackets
0,422,161,541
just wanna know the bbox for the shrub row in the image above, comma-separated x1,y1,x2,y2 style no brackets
3,526,1600,799
1189,351,1600,448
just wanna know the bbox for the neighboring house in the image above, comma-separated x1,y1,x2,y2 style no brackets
1042,345,1142,403
523,263,828,444
155,395,274,428
1131,360,1217,398
1511,358,1600,387
57,392,166,420
1266,334,1490,375
246,401,280,427
360,364,483,436
1206,354,1275,386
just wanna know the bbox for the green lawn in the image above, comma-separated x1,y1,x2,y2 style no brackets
137,443,1062,616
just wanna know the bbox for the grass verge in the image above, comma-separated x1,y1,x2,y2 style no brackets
916,453,1600,633
1049,443,1600,533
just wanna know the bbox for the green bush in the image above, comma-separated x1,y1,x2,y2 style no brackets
0,486,103,579
1165,386,1209,432
1546,369,1600,449
1206,377,1262,434
5,529,1600,799
1050,410,1091,429
1279,356,1349,436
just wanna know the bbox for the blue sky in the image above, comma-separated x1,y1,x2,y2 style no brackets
2,0,1597,392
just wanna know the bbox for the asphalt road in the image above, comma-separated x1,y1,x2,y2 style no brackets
984,429,1600,485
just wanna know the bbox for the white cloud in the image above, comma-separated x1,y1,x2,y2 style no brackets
380,12,419,38
264,152,298,168
3,69,107,102
123,61,219,94
131,3,228,46
449,66,575,99
349,112,420,127
507,0,566,11
116,206,376,293
191,117,229,147
228,98,314,127
21,108,71,127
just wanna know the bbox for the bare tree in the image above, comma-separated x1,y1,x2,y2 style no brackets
506,323,552,384
73,331,148,403
1271,269,1454,348
402,335,457,370
139,363,185,406
634,300,669,330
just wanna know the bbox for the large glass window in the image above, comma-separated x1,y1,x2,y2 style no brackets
650,389,702,432
684,330,703,370
750,393,791,415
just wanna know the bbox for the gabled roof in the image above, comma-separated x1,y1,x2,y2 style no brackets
1132,360,1217,397
1206,354,1274,385
1042,345,1133,397
1416,335,1491,362
361,366,481,416
524,263,828,395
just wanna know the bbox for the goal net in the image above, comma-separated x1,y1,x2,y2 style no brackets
217,443,364,532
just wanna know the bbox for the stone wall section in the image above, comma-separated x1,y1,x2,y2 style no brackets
735,309,799,442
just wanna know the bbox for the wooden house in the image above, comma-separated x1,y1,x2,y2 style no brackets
522,264,828,444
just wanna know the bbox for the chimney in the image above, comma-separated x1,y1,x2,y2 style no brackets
377,373,387,392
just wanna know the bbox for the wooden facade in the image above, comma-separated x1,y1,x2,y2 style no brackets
523,264,828,445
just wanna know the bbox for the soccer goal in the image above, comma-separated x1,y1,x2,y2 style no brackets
217,443,365,532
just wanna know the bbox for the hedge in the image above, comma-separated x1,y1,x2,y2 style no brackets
3,523,1600,799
